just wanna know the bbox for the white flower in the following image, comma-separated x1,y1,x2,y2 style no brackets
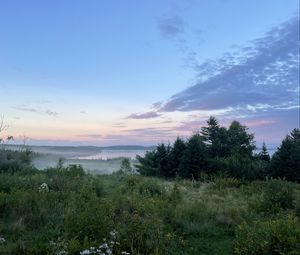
0,236,6,245
38,183,49,193
80,250,91,255
99,243,108,249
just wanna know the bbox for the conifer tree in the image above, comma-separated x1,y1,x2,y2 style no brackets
200,116,229,158
259,141,270,162
227,120,256,157
168,137,186,177
271,129,300,182
179,133,208,179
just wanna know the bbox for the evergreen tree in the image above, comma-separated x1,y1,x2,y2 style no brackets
259,142,270,162
200,116,229,158
227,120,256,157
271,129,300,182
136,151,159,176
168,137,186,177
179,133,208,179
156,143,171,177
200,116,219,142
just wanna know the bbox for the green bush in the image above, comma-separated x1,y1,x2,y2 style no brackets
138,178,165,197
234,215,300,255
255,179,295,214
0,149,33,174
214,155,267,181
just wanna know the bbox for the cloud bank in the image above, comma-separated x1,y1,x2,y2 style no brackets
128,17,299,119
158,17,299,114
125,17,299,145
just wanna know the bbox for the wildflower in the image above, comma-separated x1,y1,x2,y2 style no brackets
80,229,130,255
99,243,108,249
57,250,68,255
80,250,90,255
0,236,6,245
39,183,49,193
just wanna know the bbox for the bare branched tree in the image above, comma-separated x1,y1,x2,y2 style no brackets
0,115,13,145
0,115,8,133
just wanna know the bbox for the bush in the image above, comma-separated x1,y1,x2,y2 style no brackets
213,155,267,181
0,149,33,174
234,215,300,255
138,178,165,197
256,179,295,214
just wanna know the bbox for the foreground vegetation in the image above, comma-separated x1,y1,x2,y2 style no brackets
0,116,299,254
0,160,300,254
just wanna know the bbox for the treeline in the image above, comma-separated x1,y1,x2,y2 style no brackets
136,117,300,182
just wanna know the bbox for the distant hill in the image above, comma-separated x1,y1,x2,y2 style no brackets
3,144,156,151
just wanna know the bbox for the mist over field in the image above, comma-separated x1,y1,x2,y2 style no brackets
4,145,151,173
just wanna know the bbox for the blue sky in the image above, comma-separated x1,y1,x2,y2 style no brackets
0,0,299,147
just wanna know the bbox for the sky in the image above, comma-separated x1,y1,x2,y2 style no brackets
0,0,299,147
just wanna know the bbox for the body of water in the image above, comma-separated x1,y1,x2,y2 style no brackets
73,149,146,160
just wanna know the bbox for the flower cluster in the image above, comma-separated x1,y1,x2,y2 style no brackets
0,235,6,245
49,237,68,255
38,183,49,193
80,230,130,255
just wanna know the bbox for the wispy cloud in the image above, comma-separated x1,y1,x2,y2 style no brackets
78,134,102,139
157,15,186,40
13,105,58,117
126,111,161,119
111,123,127,128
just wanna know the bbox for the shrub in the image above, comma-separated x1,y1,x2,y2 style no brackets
138,178,165,197
0,149,33,174
119,158,133,174
256,179,295,214
234,215,300,255
214,155,267,181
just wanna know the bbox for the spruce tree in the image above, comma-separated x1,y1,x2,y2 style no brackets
259,141,270,162
168,137,186,177
156,143,170,177
200,116,229,158
271,129,300,182
179,133,208,179
227,120,256,157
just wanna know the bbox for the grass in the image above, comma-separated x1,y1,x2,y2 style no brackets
0,165,299,254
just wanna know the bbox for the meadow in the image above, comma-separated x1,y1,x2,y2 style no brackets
0,163,299,255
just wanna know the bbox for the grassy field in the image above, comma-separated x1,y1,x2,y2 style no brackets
0,165,299,255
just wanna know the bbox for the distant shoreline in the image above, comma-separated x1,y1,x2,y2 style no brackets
2,144,156,151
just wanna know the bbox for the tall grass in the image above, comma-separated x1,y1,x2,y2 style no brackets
0,155,299,254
